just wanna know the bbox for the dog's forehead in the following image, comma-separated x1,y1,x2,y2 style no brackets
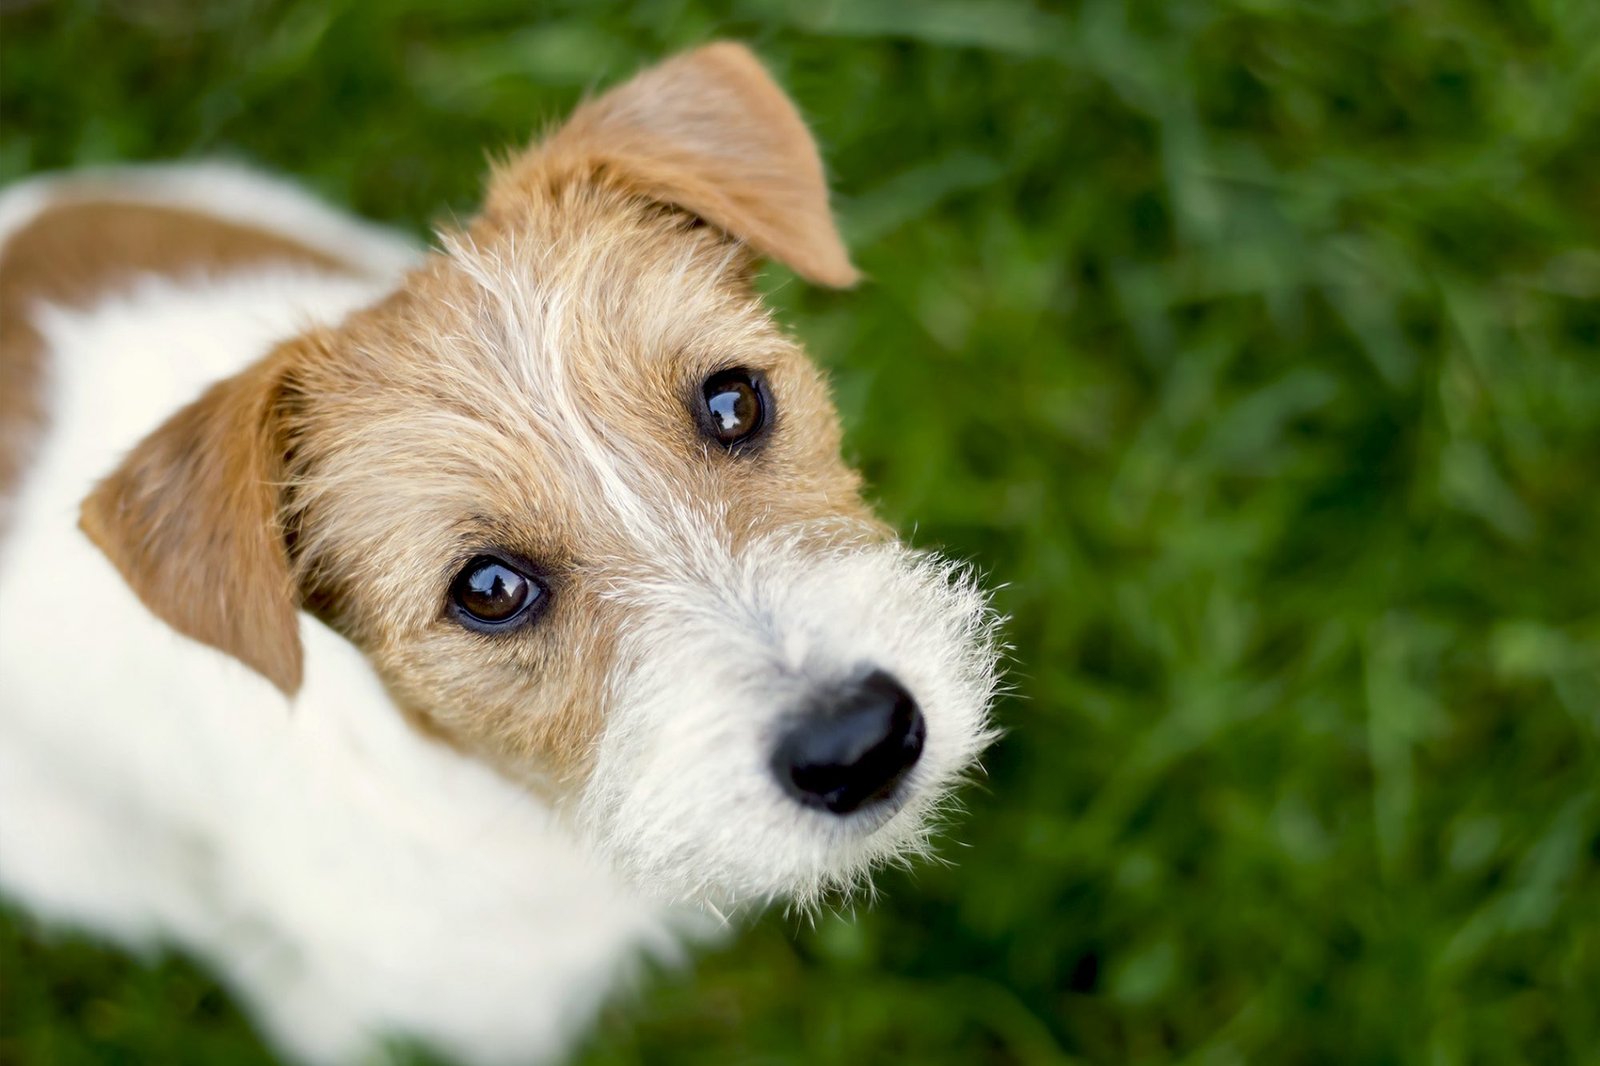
446,204,773,369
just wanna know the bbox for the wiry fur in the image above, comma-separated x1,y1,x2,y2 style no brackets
0,43,1001,1065
584,536,1002,910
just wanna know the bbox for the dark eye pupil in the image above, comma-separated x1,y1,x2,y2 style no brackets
452,558,535,623
702,371,764,445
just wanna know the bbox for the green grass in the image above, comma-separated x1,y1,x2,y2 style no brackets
3,1,1598,1063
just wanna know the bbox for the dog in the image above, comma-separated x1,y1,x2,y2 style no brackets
0,42,1000,1065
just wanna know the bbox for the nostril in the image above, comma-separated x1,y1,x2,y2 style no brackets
772,671,926,815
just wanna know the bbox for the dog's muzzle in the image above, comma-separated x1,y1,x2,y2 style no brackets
770,670,926,815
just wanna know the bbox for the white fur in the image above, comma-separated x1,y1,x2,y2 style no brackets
583,532,1001,908
0,165,999,1064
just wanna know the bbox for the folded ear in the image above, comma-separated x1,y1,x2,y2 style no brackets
488,41,858,288
79,348,302,696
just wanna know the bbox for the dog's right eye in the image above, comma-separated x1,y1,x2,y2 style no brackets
448,555,547,632
699,368,768,449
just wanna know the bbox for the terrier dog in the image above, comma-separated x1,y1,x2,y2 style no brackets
0,43,999,1065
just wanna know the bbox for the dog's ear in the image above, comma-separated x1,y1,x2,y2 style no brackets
79,346,303,696
490,41,858,288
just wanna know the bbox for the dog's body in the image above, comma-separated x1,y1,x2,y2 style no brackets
0,45,997,1065
0,165,677,1064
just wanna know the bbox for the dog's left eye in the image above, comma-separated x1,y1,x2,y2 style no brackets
700,368,768,448
448,555,546,631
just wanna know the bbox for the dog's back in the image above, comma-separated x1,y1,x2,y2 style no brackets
0,167,678,1065
0,166,417,528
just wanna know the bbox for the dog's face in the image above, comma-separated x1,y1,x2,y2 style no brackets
81,44,999,907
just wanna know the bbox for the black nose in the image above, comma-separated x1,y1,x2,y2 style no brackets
772,671,926,815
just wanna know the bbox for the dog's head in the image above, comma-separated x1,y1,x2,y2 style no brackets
81,44,1000,908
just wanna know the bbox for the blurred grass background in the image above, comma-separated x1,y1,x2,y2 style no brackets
3,0,1599,1063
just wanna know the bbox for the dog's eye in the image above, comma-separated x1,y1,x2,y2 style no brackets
700,369,767,448
448,555,546,631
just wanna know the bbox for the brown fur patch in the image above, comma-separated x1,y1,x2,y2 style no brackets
0,196,352,533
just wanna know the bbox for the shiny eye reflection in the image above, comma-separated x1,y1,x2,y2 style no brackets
701,369,767,447
448,555,546,631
